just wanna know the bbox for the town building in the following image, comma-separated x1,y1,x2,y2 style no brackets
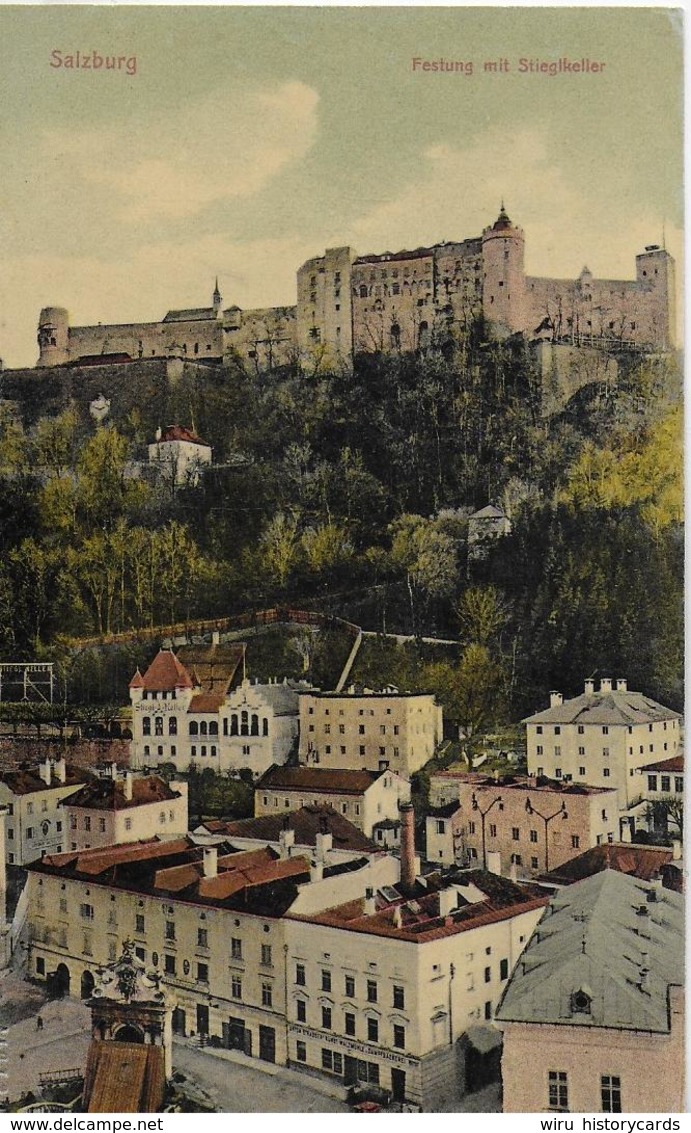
193,806,381,859
254,766,410,838
35,211,676,377
148,424,212,487
523,678,681,826
62,769,188,851
496,870,684,1113
635,753,684,840
129,646,309,777
0,759,86,865
25,835,400,1063
426,771,618,876
298,688,443,777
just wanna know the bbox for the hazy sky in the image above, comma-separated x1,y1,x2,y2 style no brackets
0,6,683,367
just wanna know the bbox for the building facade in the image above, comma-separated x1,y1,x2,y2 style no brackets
635,754,684,839
62,771,188,851
496,871,684,1113
148,425,212,487
35,210,676,375
254,766,410,838
426,771,618,875
524,679,681,822
0,759,86,866
298,688,443,777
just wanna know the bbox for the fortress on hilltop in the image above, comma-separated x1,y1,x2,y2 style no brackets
35,208,675,376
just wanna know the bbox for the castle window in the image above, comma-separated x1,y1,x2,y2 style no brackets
194,343,199,354
359,286,368,298
189,721,198,736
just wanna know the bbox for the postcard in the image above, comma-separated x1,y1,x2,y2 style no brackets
0,4,683,1119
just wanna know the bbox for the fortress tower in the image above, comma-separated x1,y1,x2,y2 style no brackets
37,306,70,366
635,244,676,349
481,205,527,335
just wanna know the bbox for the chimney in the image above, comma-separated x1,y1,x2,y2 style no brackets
364,886,376,916
110,761,118,779
40,758,51,786
550,691,563,708
584,679,595,695
316,831,333,861
438,888,457,917
392,906,402,928
616,678,628,693
600,678,612,694
203,847,218,879
672,839,682,861
56,757,66,784
279,828,295,859
310,860,324,883
123,771,134,801
399,802,416,890
648,877,663,901
211,630,220,646
486,850,502,876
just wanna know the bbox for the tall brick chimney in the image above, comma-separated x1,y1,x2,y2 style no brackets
399,802,416,890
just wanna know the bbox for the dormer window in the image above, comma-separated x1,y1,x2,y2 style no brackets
570,988,592,1014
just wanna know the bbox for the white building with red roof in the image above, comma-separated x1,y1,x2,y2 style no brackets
62,769,188,851
148,424,212,486
129,648,309,777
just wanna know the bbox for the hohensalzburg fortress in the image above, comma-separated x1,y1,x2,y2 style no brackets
36,207,675,373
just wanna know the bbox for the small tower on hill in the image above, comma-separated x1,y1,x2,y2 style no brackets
482,205,527,336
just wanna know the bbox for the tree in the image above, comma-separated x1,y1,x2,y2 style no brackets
644,797,684,841
33,407,78,475
260,512,301,588
456,585,508,649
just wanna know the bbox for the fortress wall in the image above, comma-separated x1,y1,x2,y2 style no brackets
68,318,223,362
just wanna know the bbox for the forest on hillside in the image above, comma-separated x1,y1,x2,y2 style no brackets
0,325,683,725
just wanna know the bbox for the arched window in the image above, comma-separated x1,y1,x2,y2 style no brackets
209,721,218,737
251,714,259,736
200,721,208,737
223,718,229,736
262,718,269,737
231,714,239,736
169,717,177,736
189,721,199,736
142,717,151,736
241,710,249,737
210,745,217,757
570,988,592,1015
155,717,163,736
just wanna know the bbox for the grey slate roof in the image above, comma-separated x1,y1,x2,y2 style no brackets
495,870,684,1033
469,504,507,520
523,689,680,726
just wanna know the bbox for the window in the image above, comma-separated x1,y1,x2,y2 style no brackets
80,903,94,920
578,746,586,756
579,767,586,777
661,776,671,792
155,717,163,736
367,1017,379,1042
675,777,683,793
36,957,45,976
536,726,543,735
548,1071,568,1111
143,717,151,736
512,827,520,841
164,954,176,976
165,921,175,941
554,726,561,736
169,717,177,736
555,768,562,779
536,746,543,756
197,928,208,948
345,1011,356,1036
125,817,132,831
231,975,242,999
554,746,561,757
135,914,145,934
296,999,306,1022
196,963,209,983
367,980,378,1003
484,966,491,983
602,726,609,735
261,944,272,966
393,985,405,1009
601,1075,622,1113
530,829,538,843
262,982,273,1007
500,958,509,980
296,1041,307,1062
321,1006,332,1030
345,975,355,998
321,969,331,992
436,819,446,835
321,1048,343,1074
603,768,610,778
231,938,242,961
603,747,610,758
571,835,580,849
84,816,91,832
295,963,305,985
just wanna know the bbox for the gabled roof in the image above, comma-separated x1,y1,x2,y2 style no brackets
157,425,208,446
523,689,680,726
495,870,684,1032
197,805,379,854
188,693,226,714
63,775,183,812
162,308,218,323
134,650,195,692
469,504,507,520
256,765,381,795
176,642,244,695
0,766,86,795
428,801,463,819
541,843,674,886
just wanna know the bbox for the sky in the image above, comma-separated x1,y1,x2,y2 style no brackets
0,6,683,367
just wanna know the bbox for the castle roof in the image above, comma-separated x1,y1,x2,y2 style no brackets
133,649,195,692
162,307,218,323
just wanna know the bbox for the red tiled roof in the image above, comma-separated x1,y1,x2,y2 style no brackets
137,650,194,692
188,693,225,713
64,775,182,812
158,425,207,445
1,766,86,795
129,669,144,689
641,755,684,773
257,765,379,795
542,843,674,885
42,837,190,874
207,806,379,853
